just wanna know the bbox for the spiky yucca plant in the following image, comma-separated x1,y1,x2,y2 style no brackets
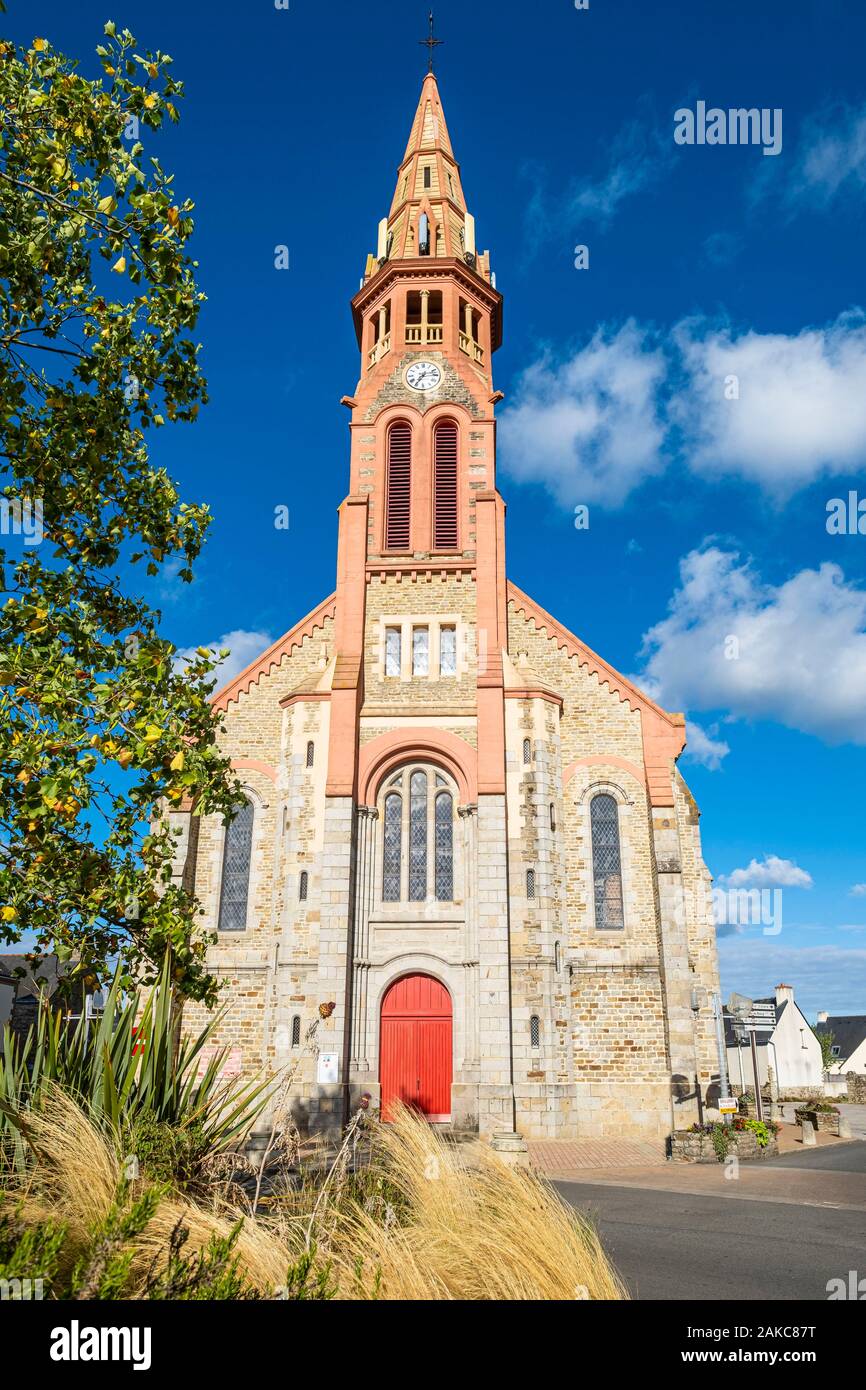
0,954,271,1172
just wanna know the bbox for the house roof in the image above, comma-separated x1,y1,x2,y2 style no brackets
815,1016,866,1063
0,954,71,1000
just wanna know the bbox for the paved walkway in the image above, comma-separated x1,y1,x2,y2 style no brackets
529,1137,667,1172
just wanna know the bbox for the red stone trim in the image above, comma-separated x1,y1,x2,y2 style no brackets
212,594,336,711
231,758,278,785
279,690,332,709
505,687,564,710
563,756,647,792
357,727,477,808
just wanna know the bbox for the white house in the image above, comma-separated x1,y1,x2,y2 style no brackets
724,983,823,1097
816,1013,866,1076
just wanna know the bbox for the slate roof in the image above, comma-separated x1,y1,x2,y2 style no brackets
815,1016,866,1065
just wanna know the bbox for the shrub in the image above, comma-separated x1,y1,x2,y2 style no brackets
0,954,271,1178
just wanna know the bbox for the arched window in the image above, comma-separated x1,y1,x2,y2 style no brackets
591,793,624,931
554,940,562,973
306,741,314,768
379,766,457,905
530,1015,540,1049
433,421,458,550
522,738,531,765
382,792,402,901
409,770,428,901
299,871,308,901
291,1015,301,1048
549,802,556,832
218,799,254,932
385,421,412,550
526,868,536,900
435,791,453,901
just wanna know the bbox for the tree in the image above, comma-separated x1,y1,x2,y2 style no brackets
0,21,239,1003
817,1029,837,1073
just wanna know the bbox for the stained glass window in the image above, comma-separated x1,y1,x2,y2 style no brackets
218,800,254,932
523,738,531,764
383,793,402,901
291,1016,301,1047
591,794,624,930
385,627,401,677
440,625,456,676
526,867,535,900
412,626,429,676
435,792,453,901
409,771,427,899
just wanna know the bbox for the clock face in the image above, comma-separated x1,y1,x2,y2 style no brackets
405,360,442,392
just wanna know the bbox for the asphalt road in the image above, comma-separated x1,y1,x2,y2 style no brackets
557,1141,866,1301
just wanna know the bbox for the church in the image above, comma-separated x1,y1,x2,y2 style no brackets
173,68,723,1146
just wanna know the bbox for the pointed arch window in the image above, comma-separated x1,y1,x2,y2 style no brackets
383,793,402,902
385,421,412,550
433,420,459,550
378,766,457,905
435,791,453,901
591,793,624,931
291,1015,301,1048
306,741,314,768
218,799,254,932
409,770,428,901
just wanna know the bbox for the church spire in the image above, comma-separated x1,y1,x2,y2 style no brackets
362,68,492,287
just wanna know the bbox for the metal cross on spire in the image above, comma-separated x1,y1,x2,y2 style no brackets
419,11,443,73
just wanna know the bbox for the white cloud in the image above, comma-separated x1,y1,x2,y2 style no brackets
567,114,672,227
174,629,273,688
682,719,730,770
498,322,666,507
638,545,866,745
502,312,866,505
672,312,866,493
850,884,866,897
786,103,866,208
719,855,813,890
716,938,866,1018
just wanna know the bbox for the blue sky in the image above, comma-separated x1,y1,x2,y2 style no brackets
6,0,866,1018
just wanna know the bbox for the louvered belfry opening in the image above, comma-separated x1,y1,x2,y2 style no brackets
385,420,412,549
433,420,458,549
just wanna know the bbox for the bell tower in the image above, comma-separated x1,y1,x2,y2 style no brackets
328,66,508,803
318,54,519,1141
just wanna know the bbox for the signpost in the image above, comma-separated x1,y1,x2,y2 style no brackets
727,993,776,1123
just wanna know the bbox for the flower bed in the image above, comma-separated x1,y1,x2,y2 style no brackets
671,1119,781,1163
794,1105,839,1134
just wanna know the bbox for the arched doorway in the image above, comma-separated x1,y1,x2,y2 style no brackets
380,974,453,1122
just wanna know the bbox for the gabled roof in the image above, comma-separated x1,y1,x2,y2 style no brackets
507,580,686,805
815,1016,866,1063
506,581,683,728
212,594,336,712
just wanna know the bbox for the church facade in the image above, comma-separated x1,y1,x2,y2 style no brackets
174,73,722,1145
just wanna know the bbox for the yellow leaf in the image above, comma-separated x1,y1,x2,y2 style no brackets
98,195,116,214
33,38,49,52
111,255,126,274
144,94,157,110
169,751,185,772
1,906,17,923
117,749,133,769
143,725,162,743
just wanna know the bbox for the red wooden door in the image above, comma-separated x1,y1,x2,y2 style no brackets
380,974,452,1122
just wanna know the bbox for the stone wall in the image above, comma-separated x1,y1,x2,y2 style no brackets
848,1072,866,1104
671,1127,779,1162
